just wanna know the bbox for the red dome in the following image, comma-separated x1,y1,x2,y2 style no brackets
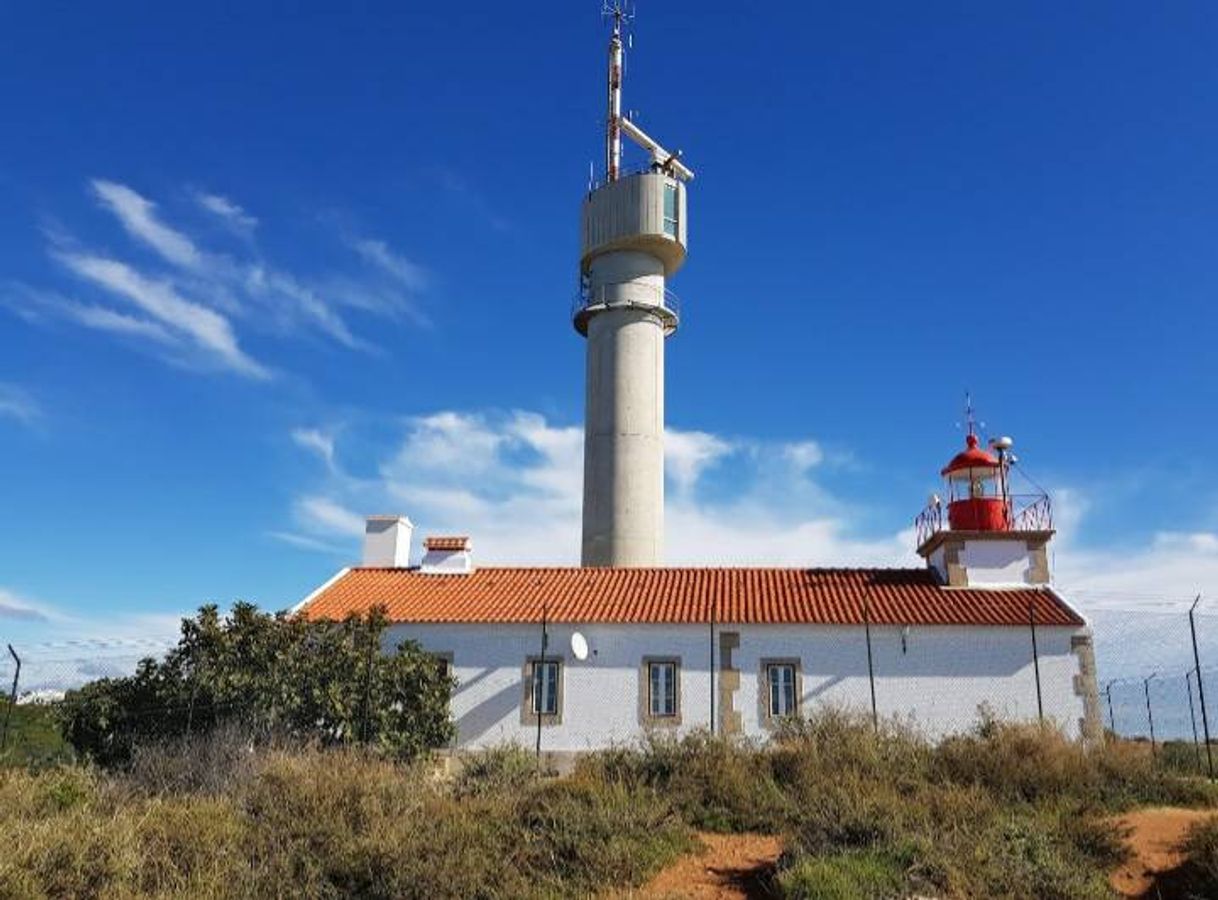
941,433,999,477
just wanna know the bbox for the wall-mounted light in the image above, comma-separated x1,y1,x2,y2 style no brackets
901,625,911,655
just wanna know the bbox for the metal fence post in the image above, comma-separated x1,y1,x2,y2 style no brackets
1189,596,1214,780
1104,681,1116,737
1,645,20,751
862,593,878,732
1029,600,1044,723
361,618,376,745
1144,673,1158,758
1187,670,1202,770
535,601,548,763
709,597,715,735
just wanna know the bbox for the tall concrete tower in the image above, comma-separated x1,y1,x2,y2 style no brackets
575,6,694,567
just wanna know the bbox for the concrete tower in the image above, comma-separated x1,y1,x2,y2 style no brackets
575,6,694,567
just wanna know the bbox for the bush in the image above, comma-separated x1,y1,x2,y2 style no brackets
578,730,789,831
454,743,538,798
56,603,455,766
778,850,905,900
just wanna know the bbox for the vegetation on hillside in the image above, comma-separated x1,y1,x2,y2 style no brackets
2,710,1216,898
54,603,454,765
0,701,73,767
578,712,1216,899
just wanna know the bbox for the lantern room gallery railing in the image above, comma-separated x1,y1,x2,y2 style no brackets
915,493,1053,548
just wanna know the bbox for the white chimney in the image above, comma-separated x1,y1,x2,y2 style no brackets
362,515,414,567
420,535,474,574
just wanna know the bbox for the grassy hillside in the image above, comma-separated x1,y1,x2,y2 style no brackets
1,714,1216,898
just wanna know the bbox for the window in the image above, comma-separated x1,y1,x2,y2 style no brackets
640,657,682,725
662,182,678,237
649,661,678,717
767,663,797,718
532,660,560,716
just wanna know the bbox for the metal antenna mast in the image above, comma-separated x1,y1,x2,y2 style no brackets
603,2,632,183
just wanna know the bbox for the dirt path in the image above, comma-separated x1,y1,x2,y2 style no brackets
1110,807,1216,897
624,833,782,899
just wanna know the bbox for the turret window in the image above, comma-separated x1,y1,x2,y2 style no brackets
663,182,678,237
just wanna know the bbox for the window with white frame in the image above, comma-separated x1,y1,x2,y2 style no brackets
649,660,678,718
662,182,678,237
767,663,797,718
532,659,560,716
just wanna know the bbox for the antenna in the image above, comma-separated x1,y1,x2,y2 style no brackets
601,1,632,183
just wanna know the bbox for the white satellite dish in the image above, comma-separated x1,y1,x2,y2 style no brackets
571,631,589,661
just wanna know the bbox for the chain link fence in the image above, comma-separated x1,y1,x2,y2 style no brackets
5,596,1218,768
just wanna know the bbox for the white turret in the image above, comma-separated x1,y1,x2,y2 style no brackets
575,5,693,567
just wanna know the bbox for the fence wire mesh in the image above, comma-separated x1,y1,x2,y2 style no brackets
4,596,1218,768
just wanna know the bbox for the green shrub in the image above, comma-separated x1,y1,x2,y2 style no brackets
454,743,538,798
578,729,790,831
57,603,455,766
778,850,904,900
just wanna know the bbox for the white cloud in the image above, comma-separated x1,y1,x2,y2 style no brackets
0,383,42,426
291,427,337,469
783,440,825,472
665,428,734,495
245,266,369,351
350,237,428,291
195,191,257,231
0,588,58,622
91,179,202,269
296,495,365,537
8,180,437,381
285,408,914,568
56,252,269,379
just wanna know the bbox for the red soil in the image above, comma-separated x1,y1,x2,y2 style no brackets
1110,807,1217,898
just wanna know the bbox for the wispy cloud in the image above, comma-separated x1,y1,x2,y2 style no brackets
8,179,435,381
91,179,202,269
194,191,257,232
0,383,43,427
56,252,269,379
349,237,428,291
436,169,511,233
0,588,58,622
295,495,365,538
291,427,337,470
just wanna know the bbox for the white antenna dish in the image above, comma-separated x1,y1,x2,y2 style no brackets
989,435,1014,451
571,631,589,661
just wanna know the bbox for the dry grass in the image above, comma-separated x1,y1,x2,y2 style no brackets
0,736,691,899
581,710,1218,899
2,711,1215,898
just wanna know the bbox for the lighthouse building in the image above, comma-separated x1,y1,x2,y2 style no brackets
295,14,1101,760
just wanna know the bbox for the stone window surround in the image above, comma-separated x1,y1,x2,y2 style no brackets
639,656,682,726
521,656,564,726
759,657,803,728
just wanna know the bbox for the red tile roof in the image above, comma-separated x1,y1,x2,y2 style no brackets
424,536,471,551
299,567,1084,627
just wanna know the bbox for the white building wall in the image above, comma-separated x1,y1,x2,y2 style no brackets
384,621,1088,752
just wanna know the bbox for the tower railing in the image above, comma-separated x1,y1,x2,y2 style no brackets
914,492,1053,547
586,162,679,196
571,283,681,323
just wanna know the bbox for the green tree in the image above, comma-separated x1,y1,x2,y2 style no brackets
57,603,454,765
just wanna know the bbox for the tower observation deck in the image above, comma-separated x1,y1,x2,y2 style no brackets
576,5,693,567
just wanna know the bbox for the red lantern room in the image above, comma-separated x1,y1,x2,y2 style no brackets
940,431,1010,531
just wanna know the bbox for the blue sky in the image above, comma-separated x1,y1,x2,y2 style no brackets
3,2,1218,664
